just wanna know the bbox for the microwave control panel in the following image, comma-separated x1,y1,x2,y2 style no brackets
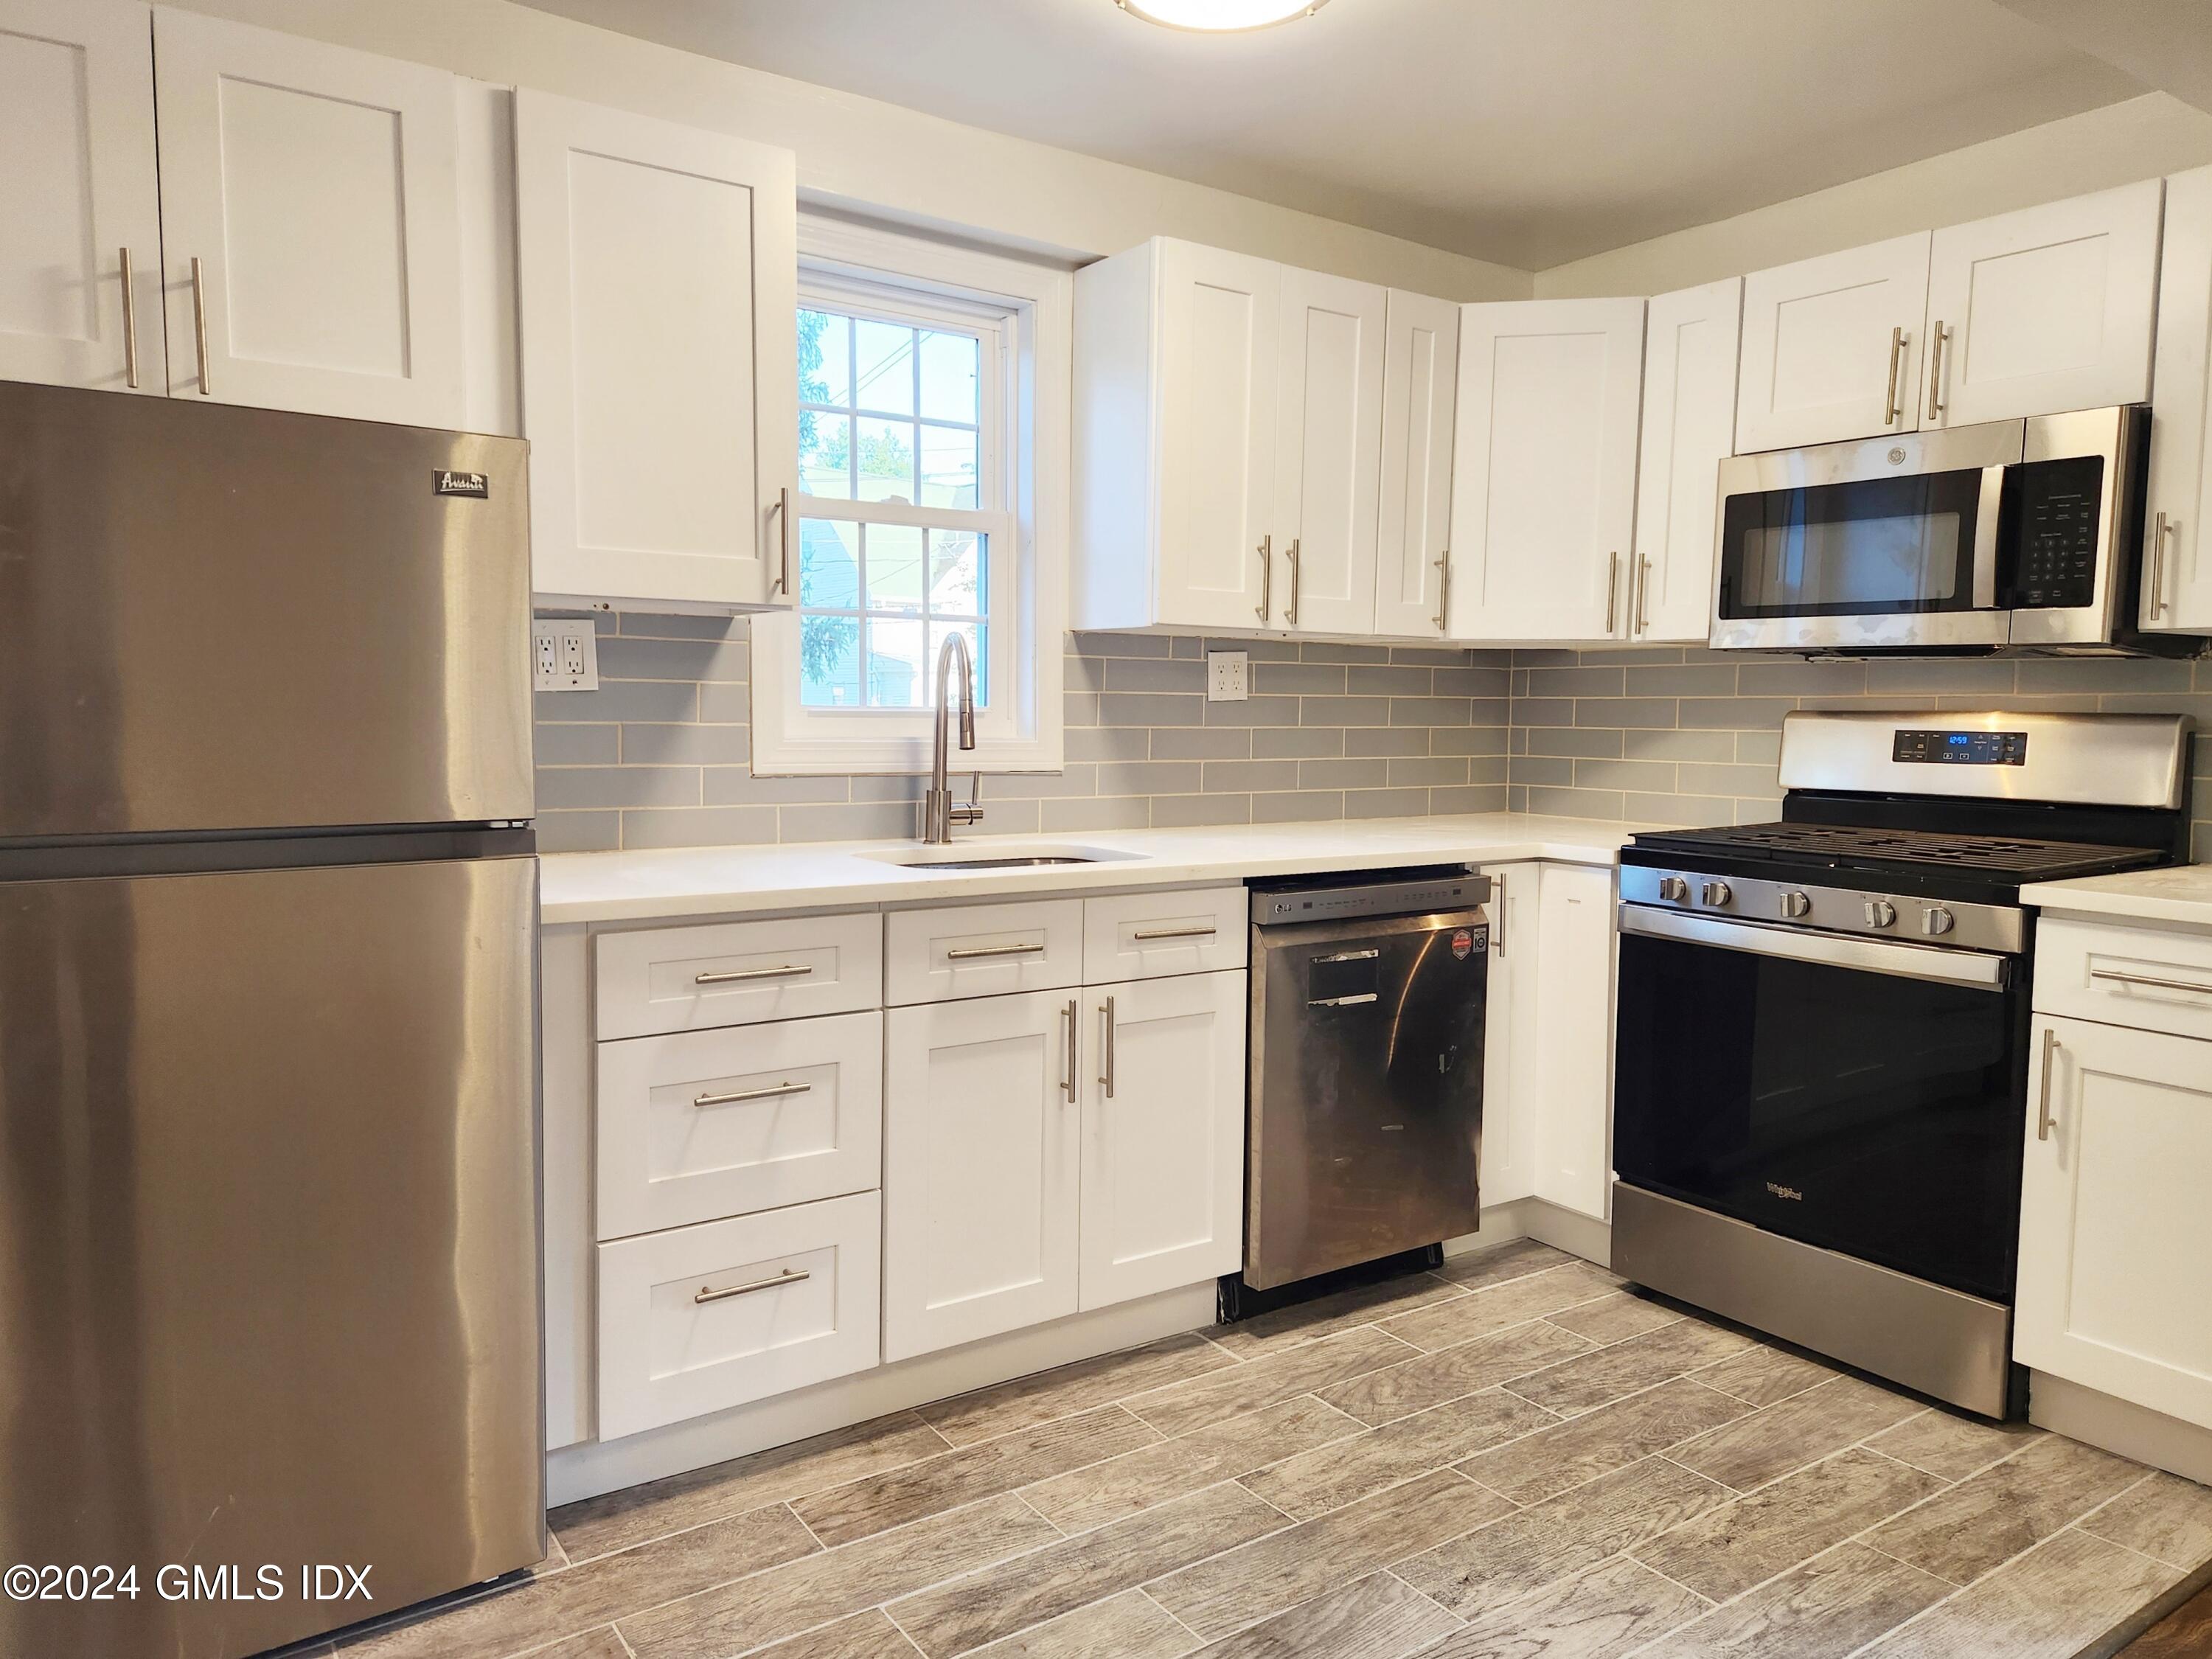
2004,455,2104,610
1892,729,2028,766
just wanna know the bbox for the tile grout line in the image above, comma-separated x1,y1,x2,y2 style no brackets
1137,1583,1207,1646
1381,1565,1471,1628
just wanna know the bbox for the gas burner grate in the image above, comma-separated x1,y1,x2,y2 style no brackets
1635,821,2160,880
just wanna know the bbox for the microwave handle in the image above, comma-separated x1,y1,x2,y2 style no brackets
1970,464,2006,611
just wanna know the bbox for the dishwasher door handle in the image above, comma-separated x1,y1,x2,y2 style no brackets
1308,992,1380,1007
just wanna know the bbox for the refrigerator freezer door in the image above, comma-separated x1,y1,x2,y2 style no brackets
0,380,533,839
0,856,543,1659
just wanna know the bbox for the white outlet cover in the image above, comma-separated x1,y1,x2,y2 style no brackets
533,619,600,692
1207,650,1249,702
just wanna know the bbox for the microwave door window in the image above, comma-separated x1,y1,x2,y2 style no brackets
1719,470,1985,619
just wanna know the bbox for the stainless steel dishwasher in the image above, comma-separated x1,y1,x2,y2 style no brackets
1243,868,1491,1292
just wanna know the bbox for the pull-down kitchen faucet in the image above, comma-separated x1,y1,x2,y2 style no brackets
920,632,984,844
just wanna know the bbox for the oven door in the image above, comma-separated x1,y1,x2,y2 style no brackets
1711,421,2021,651
1613,905,2028,1303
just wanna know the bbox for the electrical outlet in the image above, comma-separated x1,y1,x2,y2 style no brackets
1207,650,1249,702
533,619,599,691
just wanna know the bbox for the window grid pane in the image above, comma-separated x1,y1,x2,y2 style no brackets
798,518,991,711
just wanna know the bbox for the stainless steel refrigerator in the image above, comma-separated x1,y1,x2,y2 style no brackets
0,381,544,1658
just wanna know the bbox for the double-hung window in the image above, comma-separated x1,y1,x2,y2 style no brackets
750,217,1066,776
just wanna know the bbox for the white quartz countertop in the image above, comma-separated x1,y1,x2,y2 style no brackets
538,813,1635,926
2023,863,2212,933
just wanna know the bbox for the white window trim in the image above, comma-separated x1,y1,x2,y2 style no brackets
751,214,1070,776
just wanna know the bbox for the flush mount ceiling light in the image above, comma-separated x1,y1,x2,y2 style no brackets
1115,0,1330,32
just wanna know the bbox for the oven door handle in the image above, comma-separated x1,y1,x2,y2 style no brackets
1618,904,2011,991
1969,462,2006,612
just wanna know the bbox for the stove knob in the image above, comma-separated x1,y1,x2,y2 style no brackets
1700,881,1733,908
1864,900,1898,928
1657,876,1689,902
1778,891,1812,919
1923,905,1956,937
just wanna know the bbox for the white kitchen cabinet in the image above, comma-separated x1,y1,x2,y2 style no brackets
1374,289,1460,639
2144,166,2212,635
1078,971,1245,1310
1922,181,2161,430
1531,862,1617,1220
515,89,796,609
1477,863,1542,1206
2017,1013,2212,1431
1736,232,1930,452
1446,298,1645,642
1080,886,1248,984
1270,267,1385,634
883,990,1082,1361
151,9,465,425
885,897,1085,1006
0,0,162,394
1630,278,1740,643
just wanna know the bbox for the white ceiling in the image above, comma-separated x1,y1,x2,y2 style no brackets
513,0,2147,270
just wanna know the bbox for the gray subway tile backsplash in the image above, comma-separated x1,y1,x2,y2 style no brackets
532,612,2212,862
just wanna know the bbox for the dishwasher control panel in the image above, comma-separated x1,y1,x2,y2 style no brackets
1250,866,1491,927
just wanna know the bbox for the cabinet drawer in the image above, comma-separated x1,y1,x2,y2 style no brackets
885,898,1083,1006
597,1011,883,1239
597,912,882,1039
1082,888,1248,984
2036,918,2212,1041
597,1192,880,1440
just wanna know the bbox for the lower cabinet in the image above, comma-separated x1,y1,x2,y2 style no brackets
1478,862,1542,1204
2017,1011,2212,1430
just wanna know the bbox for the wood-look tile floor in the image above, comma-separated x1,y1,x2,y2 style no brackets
279,1240,2212,1659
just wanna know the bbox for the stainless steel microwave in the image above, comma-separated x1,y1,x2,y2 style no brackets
1710,406,2157,654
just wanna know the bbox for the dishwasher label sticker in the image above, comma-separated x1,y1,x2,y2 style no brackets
1451,928,1474,959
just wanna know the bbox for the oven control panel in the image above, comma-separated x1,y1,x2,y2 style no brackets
1618,864,2025,956
1891,729,2027,766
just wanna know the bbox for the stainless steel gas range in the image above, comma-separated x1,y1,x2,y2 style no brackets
1610,710,2194,1418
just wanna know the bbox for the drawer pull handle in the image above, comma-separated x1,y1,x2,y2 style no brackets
2089,968,2212,997
2036,1027,2059,1142
1133,925,1216,941
695,964,814,984
1310,992,1380,1008
695,1267,809,1305
693,1081,813,1108
946,942,1046,960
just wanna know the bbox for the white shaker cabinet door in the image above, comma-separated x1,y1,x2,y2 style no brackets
2144,166,2212,635
0,0,162,393
1631,277,1740,643
883,990,1080,1361
1923,181,2161,431
1476,863,1542,1206
1155,241,1281,630
1736,232,1930,452
515,89,796,608
2017,1015,2212,1431
1374,289,1460,640
1532,862,1616,1222
1271,266,1384,635
1447,298,1645,642
1078,970,1245,1311
151,9,464,424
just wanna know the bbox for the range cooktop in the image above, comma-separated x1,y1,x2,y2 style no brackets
1627,821,2164,886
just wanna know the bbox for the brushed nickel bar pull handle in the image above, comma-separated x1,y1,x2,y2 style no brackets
2149,513,2171,620
119,247,139,389
189,255,212,396
1882,325,1905,426
695,963,814,984
1309,992,1380,1008
1099,995,1116,1098
1062,998,1077,1102
771,486,793,597
1605,551,1620,633
1314,947,1380,963
1256,535,1272,623
1925,320,1947,422
693,1081,812,1108
1284,538,1301,626
1433,551,1452,633
2036,1027,2059,1142
946,941,1046,960
1492,872,1507,958
1133,925,1216,941
1637,554,1652,636
2090,967,2212,996
695,1267,808,1305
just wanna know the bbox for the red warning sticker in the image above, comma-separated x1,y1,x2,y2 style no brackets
1451,928,1473,959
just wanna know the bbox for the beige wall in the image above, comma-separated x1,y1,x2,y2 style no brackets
1537,93,2212,299
164,0,1531,299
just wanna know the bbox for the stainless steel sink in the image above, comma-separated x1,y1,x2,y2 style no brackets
858,841,1144,872
902,854,1099,870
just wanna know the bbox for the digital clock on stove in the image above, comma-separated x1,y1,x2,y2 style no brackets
1891,729,2028,765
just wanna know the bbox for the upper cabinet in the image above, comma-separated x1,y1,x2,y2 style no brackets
1630,277,1740,643
1736,232,1930,453
2144,165,2212,636
1072,238,1384,635
0,0,162,394
153,10,465,425
1374,289,1459,639
1922,180,2161,430
1446,297,1645,641
515,91,796,609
